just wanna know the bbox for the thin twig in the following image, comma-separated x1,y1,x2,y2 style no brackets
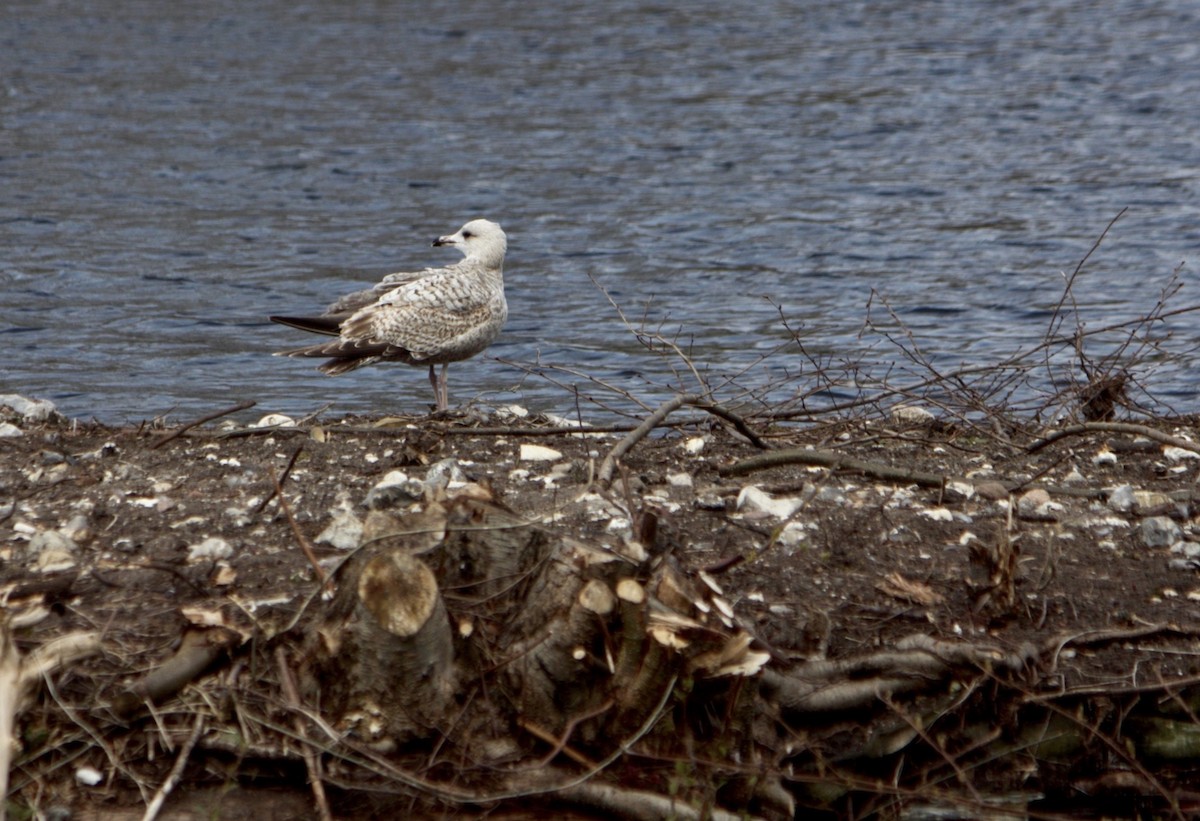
150,400,257,449
276,647,333,821
270,466,331,592
255,444,305,515
141,713,206,821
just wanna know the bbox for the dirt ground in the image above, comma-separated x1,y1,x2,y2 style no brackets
4,400,1200,819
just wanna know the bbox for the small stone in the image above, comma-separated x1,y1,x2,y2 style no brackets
1163,446,1200,462
815,486,846,505
365,471,425,510
61,514,93,546
1018,488,1051,513
973,481,1009,501
74,766,104,787
0,422,22,437
777,521,807,547
1092,449,1117,466
316,510,363,550
891,405,934,424
1139,516,1182,548
36,545,78,572
520,443,562,462
666,472,693,488
252,413,297,428
736,486,804,519
27,530,78,559
1133,490,1173,511
187,536,234,563
425,459,467,491
1106,484,1136,513
920,507,954,522
683,437,707,455
1170,541,1200,559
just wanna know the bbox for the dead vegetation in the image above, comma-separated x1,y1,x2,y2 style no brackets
4,217,1200,820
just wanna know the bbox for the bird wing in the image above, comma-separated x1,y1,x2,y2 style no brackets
340,266,502,361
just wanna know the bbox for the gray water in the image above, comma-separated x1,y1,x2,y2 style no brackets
4,0,1199,424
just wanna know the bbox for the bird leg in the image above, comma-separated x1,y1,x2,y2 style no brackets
437,364,449,411
427,364,450,412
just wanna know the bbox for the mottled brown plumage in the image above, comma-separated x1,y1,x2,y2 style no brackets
270,219,507,411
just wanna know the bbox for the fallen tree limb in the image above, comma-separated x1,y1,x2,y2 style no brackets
720,447,949,487
112,627,240,719
1027,421,1200,455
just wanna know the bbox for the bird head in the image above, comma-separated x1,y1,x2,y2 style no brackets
433,219,507,269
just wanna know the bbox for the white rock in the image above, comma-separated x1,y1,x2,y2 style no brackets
0,422,22,437
520,443,563,462
365,471,424,509
61,514,92,545
946,481,976,500
736,486,804,519
1092,449,1117,466
252,413,297,428
683,437,707,455
891,405,935,424
316,510,363,550
921,507,954,522
1107,484,1136,513
188,536,234,562
75,766,104,787
1140,517,1182,548
1171,542,1200,559
36,544,77,571
1163,446,1200,462
425,459,467,490
0,394,59,422
498,404,529,418
667,472,694,488
27,529,77,558
777,521,807,547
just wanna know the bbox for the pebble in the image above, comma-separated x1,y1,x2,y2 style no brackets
425,459,467,491
187,536,234,563
0,422,22,437
666,472,693,488
1140,517,1182,548
891,405,935,424
1163,446,1200,463
74,766,104,787
251,413,297,428
317,509,363,550
365,470,425,510
520,443,563,462
27,530,78,560
1106,484,1136,513
736,486,804,519
1170,542,1200,559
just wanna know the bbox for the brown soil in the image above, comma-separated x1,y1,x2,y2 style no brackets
4,406,1200,819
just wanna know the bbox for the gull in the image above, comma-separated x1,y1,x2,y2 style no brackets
270,219,508,412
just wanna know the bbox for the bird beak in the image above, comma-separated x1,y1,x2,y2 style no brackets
432,232,458,247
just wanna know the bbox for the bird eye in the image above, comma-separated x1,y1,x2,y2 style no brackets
461,230,473,239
